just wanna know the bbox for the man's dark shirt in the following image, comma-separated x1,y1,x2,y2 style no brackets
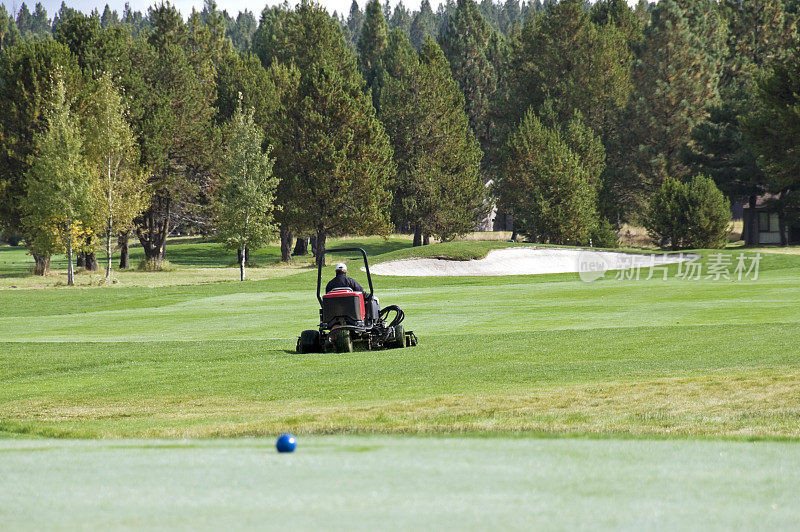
326,272,364,294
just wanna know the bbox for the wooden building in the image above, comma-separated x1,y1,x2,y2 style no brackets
742,195,800,245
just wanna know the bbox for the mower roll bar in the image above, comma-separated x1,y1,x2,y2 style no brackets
316,247,374,305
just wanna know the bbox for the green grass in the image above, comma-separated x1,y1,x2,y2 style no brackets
0,239,798,439
2,237,800,527
0,235,413,288
2,436,799,530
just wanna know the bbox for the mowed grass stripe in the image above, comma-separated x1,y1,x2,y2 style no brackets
2,368,799,438
1,321,799,438
2,277,799,342
2,323,798,388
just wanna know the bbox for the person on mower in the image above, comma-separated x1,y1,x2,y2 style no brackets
326,263,365,294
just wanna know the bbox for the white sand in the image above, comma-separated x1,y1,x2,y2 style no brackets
368,247,697,278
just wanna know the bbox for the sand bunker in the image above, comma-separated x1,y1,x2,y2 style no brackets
369,247,696,278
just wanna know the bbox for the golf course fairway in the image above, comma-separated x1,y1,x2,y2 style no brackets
1,239,799,528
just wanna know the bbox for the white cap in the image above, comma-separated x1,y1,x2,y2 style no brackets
335,262,347,273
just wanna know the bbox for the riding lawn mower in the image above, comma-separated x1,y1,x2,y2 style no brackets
296,247,418,353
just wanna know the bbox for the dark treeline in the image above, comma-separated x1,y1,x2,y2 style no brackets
2,0,800,284
0,1,258,48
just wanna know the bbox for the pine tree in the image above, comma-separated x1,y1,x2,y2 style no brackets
120,3,149,36
497,108,601,245
682,105,765,219
581,0,644,220
723,0,795,87
280,1,394,266
633,0,651,26
215,51,281,128
215,45,292,262
645,178,689,250
218,100,279,281
683,0,794,244
252,4,296,68
383,0,392,22
132,3,217,267
82,72,149,278
744,44,800,245
499,0,631,221
478,0,500,30
262,62,302,262
438,0,502,157
590,0,644,47
503,0,633,141
15,3,33,35
500,0,521,34
345,0,364,47
685,175,731,249
390,2,412,34
53,13,104,73
101,5,119,28
52,2,80,39
0,6,22,51
358,0,390,107
623,0,725,212
409,0,437,49
0,39,81,274
229,10,257,51
22,76,93,285
31,2,51,36
417,38,486,242
0,8,7,49
380,35,485,244
198,0,231,38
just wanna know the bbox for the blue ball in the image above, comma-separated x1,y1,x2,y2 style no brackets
276,433,297,453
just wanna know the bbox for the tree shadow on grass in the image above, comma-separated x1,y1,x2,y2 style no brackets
0,246,71,279
326,239,410,259
0,237,415,277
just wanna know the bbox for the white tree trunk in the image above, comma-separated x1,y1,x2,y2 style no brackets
241,210,249,281
105,228,113,279
66,224,74,286
106,153,113,279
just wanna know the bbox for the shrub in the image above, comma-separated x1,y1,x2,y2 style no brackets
685,175,731,248
646,178,689,250
646,175,730,250
137,259,174,272
590,218,619,248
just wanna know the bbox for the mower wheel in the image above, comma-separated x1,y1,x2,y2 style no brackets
334,329,353,353
298,329,321,353
406,331,418,347
392,325,406,348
